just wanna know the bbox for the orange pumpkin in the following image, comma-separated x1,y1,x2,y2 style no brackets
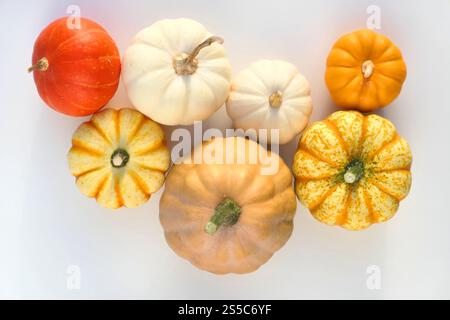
159,137,297,274
325,29,407,111
30,17,121,116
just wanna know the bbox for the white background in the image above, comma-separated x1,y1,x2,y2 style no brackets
1,0,449,299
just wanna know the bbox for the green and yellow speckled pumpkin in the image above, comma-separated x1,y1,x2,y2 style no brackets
292,110,412,230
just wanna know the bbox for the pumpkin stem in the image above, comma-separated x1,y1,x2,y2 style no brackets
361,60,375,79
269,91,283,108
204,198,241,235
111,148,130,168
28,57,49,73
343,159,365,184
187,36,223,64
173,36,224,76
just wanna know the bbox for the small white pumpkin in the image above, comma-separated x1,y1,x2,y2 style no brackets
226,59,313,144
122,18,232,126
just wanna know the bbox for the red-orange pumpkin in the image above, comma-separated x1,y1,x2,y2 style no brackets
29,17,121,116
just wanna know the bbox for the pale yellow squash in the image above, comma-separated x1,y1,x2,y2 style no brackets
68,108,170,209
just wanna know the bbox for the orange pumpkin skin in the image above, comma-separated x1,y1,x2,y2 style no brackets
159,137,297,274
30,17,121,116
325,29,407,111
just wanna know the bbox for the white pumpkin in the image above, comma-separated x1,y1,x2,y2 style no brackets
226,59,313,144
122,18,232,126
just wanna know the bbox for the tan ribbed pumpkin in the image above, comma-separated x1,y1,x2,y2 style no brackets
160,136,297,274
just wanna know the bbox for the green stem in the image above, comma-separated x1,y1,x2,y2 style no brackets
204,198,241,235
343,159,365,184
111,148,130,168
